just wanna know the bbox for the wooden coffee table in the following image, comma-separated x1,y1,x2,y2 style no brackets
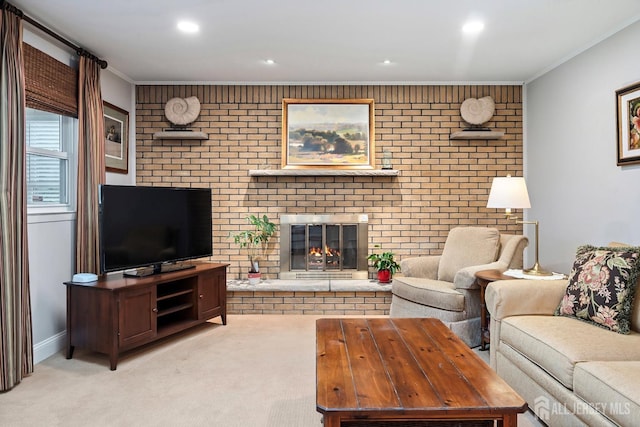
316,317,527,427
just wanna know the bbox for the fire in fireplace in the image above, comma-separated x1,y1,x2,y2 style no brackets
280,214,369,279
307,245,340,269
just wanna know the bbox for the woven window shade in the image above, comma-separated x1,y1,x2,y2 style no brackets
24,43,78,117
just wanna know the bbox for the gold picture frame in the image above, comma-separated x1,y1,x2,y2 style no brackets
616,82,640,166
104,102,129,173
282,98,375,169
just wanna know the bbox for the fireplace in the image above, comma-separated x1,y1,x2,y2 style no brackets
280,214,369,279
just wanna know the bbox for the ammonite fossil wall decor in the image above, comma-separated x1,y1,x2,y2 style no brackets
164,96,201,127
460,96,495,127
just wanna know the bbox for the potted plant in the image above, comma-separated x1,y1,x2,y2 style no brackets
367,248,400,283
230,214,277,284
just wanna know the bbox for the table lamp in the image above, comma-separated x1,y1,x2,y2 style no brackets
487,175,551,276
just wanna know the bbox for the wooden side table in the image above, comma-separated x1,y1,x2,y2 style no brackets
475,269,516,351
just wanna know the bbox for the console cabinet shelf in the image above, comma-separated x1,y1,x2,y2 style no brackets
64,262,228,370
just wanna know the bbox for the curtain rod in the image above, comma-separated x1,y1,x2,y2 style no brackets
1,0,108,69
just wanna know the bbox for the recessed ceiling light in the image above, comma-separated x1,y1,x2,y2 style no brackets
265,59,276,65
177,21,199,34
383,59,392,65
462,20,484,34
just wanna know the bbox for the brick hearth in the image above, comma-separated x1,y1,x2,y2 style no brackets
227,279,392,315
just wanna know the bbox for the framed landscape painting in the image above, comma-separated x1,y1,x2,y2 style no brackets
282,99,375,169
616,82,640,166
103,102,129,173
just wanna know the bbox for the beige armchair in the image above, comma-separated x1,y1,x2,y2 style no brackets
390,227,528,348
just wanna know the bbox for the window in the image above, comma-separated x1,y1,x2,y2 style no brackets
26,108,77,213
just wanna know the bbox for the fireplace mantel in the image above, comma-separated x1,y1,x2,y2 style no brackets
248,169,400,176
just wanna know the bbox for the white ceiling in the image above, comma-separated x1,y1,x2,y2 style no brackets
11,0,640,84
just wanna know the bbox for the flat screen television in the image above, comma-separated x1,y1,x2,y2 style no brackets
99,185,213,276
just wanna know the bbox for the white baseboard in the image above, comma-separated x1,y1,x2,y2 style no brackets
33,331,66,364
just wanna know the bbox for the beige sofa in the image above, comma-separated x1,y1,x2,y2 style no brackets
486,278,640,426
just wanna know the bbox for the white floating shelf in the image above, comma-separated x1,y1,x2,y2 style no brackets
249,169,400,177
450,130,504,140
153,131,208,140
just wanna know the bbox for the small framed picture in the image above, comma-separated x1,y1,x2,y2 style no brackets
616,82,640,166
282,98,375,169
103,102,129,173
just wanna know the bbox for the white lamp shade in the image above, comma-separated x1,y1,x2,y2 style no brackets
487,176,531,209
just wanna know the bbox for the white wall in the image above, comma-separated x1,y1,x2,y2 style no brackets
525,21,640,274
24,27,135,363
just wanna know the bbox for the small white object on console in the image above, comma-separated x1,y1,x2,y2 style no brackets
71,273,98,283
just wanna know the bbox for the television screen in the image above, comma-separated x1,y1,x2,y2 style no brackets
99,185,212,274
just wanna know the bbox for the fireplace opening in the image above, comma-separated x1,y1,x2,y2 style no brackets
280,214,368,280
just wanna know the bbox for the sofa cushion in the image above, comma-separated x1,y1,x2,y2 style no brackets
633,292,640,333
391,277,464,312
438,227,500,282
556,245,640,334
500,315,640,389
574,361,640,427
606,241,640,333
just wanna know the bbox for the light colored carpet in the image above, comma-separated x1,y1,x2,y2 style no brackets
0,315,543,427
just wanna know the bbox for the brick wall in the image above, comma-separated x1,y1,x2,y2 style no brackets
135,85,523,280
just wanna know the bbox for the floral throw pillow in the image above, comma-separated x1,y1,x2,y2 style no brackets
555,245,640,334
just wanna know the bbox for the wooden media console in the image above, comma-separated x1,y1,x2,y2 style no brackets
64,262,228,370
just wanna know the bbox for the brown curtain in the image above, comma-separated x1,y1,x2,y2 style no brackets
75,55,105,274
0,5,34,391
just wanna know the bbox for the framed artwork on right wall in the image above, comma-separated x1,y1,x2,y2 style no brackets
616,81,640,166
